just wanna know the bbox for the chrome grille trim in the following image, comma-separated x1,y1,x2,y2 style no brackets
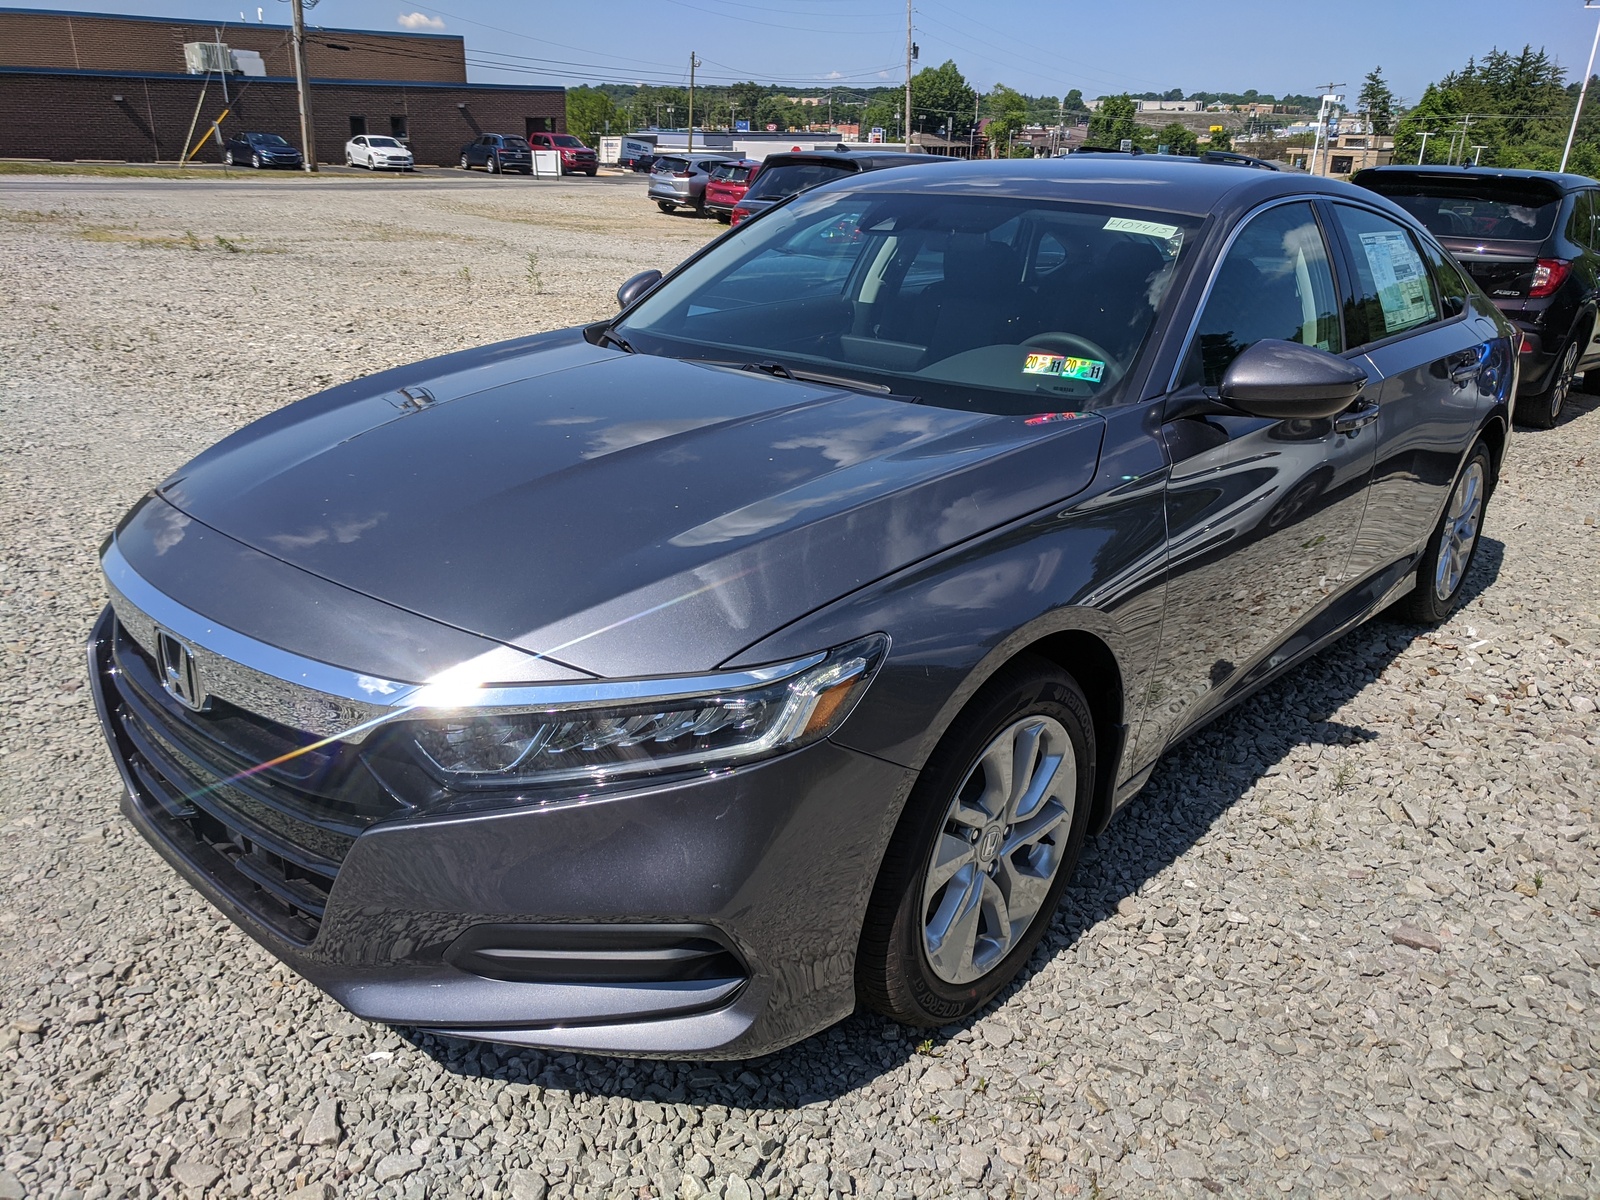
102,541,826,743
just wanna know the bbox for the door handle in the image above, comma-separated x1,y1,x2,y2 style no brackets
1333,402,1380,435
1448,346,1487,387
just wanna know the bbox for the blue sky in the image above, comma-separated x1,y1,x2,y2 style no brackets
27,0,1600,102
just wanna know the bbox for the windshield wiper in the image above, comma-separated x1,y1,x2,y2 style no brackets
737,360,894,395
595,327,635,354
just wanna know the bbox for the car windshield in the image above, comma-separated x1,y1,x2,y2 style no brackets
617,189,1201,415
250,134,288,146
553,135,586,148
368,137,404,149
1374,179,1563,242
745,161,855,200
502,137,530,150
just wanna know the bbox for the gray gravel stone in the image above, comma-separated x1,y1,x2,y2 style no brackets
300,1097,340,1147
170,1160,222,1190
1,171,1596,1200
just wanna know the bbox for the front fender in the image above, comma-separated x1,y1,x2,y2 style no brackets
723,414,1171,788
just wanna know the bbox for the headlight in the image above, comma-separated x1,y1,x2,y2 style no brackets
407,634,887,787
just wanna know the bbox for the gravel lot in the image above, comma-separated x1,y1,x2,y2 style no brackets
1,171,1598,1200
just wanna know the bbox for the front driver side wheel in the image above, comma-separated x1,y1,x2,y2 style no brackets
460,155,470,170
1397,439,1493,624
857,656,1095,1026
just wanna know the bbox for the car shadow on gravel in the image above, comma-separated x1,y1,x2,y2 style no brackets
399,539,1504,1107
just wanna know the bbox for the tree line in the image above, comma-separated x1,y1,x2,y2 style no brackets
563,60,1080,153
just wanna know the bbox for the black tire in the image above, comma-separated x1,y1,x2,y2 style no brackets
1521,338,1578,429
489,156,501,174
585,168,598,177
460,155,471,170
224,150,234,166
1396,439,1494,624
251,153,262,169
857,656,1096,1027
657,200,676,213
521,167,533,176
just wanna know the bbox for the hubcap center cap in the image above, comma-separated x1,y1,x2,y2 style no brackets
977,824,1005,865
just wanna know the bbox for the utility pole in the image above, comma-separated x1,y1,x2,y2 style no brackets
1416,129,1434,164
903,0,913,151
687,52,700,152
1308,82,1344,177
1563,0,1600,172
289,0,317,171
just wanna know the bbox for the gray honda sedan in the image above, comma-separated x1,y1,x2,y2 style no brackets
90,157,1516,1058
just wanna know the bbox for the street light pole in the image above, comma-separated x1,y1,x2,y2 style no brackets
1561,0,1600,173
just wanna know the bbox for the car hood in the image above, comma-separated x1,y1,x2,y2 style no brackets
152,333,1106,677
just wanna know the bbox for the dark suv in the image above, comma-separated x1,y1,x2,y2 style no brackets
729,147,957,225
1354,165,1600,427
459,134,533,175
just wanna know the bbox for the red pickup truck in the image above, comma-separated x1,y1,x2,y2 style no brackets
528,132,599,176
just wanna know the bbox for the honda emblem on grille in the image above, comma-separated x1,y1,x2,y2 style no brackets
155,631,208,711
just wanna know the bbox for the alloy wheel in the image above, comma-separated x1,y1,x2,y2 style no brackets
1550,341,1578,424
921,715,1076,985
1433,459,1486,601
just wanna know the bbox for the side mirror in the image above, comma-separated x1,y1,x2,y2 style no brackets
1219,339,1368,420
616,269,663,311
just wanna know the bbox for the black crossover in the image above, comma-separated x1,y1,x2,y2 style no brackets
90,158,1516,1058
1354,164,1600,428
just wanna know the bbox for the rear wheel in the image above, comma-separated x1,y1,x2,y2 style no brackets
460,154,470,170
1522,338,1579,429
857,657,1095,1026
1396,439,1493,624
489,156,501,174
657,200,676,213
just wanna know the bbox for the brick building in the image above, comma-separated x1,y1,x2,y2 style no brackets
0,7,565,166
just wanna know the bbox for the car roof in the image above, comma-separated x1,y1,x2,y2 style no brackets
1353,164,1598,192
761,149,952,171
826,154,1372,218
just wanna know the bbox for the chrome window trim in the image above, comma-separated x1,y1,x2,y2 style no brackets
1164,193,1348,396
102,541,826,744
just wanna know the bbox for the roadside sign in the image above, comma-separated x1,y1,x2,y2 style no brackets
735,119,750,132
1119,138,1133,153
766,123,778,131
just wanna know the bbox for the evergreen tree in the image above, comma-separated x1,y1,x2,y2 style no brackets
1359,67,1396,136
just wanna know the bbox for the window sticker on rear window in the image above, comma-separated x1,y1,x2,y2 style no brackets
1357,229,1434,333
1104,216,1182,241
1024,353,1105,382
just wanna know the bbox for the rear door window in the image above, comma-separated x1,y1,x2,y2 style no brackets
1567,190,1596,251
1332,204,1441,344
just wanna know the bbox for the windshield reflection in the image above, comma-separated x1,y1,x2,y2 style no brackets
618,189,1202,415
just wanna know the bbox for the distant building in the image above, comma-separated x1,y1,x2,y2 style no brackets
1283,131,1395,177
0,7,566,165
1084,98,1205,114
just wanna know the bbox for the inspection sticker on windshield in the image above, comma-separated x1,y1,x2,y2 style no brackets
1024,353,1105,383
1103,216,1182,240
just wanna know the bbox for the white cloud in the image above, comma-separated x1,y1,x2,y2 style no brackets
827,70,842,80
397,11,445,30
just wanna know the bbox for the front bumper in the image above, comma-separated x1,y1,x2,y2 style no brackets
88,605,914,1058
